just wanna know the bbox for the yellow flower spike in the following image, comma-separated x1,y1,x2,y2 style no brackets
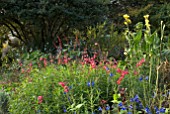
144,14,149,19
144,14,151,31
124,21,128,25
123,14,130,19
126,19,132,24
123,14,132,25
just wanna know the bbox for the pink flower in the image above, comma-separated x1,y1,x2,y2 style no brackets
58,82,66,87
63,57,71,64
59,82,69,93
43,58,47,67
133,70,139,75
29,62,33,67
90,61,96,68
112,64,117,69
103,65,109,71
39,57,44,61
38,96,43,101
21,68,25,73
64,86,69,93
38,96,43,104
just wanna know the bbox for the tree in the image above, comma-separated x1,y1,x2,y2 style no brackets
0,0,109,51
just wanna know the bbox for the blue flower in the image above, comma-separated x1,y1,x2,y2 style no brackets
118,102,123,107
87,81,95,87
106,67,109,71
130,98,134,102
139,103,143,109
154,106,159,114
129,105,133,109
91,81,95,87
121,106,127,110
139,77,143,81
98,106,102,111
63,109,67,113
130,95,140,103
110,73,114,77
134,95,139,99
145,76,149,80
105,106,110,110
134,95,140,103
69,86,72,89
145,107,152,114
160,108,165,113
87,82,91,87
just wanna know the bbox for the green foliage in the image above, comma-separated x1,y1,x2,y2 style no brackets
1,14,170,114
0,91,9,114
0,0,109,51
149,3,170,34
76,22,126,60
7,64,115,113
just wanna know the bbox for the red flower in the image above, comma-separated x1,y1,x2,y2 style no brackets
64,86,69,93
112,64,117,69
21,68,25,73
29,62,33,67
119,76,124,81
90,60,96,69
39,57,44,61
117,80,121,85
116,68,122,74
38,96,43,104
43,58,47,67
133,70,139,75
121,70,129,77
100,99,107,104
58,82,66,87
59,82,69,93
136,58,145,67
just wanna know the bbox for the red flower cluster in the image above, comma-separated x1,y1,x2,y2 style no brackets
39,57,48,67
136,58,145,67
38,96,43,104
116,68,129,85
63,56,71,64
81,50,98,69
58,82,69,93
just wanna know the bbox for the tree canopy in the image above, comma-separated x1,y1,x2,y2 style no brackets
0,0,109,51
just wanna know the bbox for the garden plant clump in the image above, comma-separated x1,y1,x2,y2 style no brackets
0,14,170,114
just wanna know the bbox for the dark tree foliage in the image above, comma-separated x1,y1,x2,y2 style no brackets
0,0,109,51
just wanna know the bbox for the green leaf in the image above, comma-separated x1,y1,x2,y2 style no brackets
134,30,142,44
75,103,84,109
110,100,121,103
113,93,120,101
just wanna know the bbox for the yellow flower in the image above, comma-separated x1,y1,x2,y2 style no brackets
143,14,151,31
124,21,128,25
123,14,130,19
123,14,132,25
126,19,132,24
3,43,8,48
144,14,149,20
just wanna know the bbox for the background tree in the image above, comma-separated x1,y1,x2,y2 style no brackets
0,0,109,52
